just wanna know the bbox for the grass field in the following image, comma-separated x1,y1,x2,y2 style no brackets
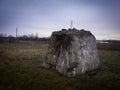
0,43,120,90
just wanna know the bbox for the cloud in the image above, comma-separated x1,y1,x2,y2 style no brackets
0,0,120,39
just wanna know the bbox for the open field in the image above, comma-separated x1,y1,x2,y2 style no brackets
0,43,120,90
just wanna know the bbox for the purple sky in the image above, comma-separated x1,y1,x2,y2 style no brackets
0,0,120,40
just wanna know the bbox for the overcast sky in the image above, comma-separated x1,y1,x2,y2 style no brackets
0,0,120,40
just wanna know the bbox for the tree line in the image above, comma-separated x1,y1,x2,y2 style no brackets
97,40,120,51
0,34,50,43
0,33,120,50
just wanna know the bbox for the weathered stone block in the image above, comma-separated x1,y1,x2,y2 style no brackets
43,29,100,77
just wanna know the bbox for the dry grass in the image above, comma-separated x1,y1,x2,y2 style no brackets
0,43,120,90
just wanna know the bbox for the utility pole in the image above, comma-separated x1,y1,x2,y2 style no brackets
70,20,73,29
16,27,17,42
16,27,17,38
36,33,38,38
